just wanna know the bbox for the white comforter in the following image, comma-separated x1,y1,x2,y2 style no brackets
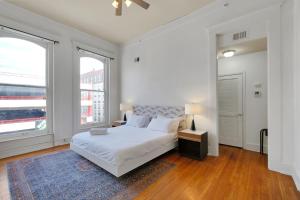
71,126,177,166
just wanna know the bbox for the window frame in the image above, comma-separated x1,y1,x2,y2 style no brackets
74,46,110,131
0,30,53,142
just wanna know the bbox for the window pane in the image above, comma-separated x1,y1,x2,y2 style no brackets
80,57,104,91
0,109,46,134
80,91,104,125
0,37,46,86
0,37,47,135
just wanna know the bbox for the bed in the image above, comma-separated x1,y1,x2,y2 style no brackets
70,105,185,177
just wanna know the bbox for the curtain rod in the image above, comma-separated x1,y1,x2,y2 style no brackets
77,47,115,60
0,24,59,44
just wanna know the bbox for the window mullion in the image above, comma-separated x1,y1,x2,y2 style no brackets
80,89,104,92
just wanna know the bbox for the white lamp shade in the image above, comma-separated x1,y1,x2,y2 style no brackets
185,103,202,115
120,103,132,112
125,0,132,7
112,0,119,8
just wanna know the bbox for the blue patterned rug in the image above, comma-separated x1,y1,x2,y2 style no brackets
7,150,175,200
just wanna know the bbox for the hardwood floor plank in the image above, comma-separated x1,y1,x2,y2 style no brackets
0,145,299,200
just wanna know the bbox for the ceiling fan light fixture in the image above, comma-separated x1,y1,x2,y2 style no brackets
125,0,132,7
112,0,119,8
113,0,150,16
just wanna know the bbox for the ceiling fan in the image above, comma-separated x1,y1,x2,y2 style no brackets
112,0,150,16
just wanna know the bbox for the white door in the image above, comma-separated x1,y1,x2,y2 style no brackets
218,74,243,147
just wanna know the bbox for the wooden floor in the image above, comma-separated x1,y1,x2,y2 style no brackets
0,145,299,200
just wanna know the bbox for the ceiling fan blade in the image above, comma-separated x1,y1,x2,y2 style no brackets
115,0,122,16
131,0,150,9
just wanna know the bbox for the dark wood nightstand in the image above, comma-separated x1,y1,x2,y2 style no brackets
178,129,208,160
112,120,126,127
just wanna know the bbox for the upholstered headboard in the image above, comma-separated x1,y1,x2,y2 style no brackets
132,105,185,118
132,105,187,130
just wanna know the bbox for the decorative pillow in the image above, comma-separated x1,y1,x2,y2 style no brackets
157,115,183,133
126,114,149,128
147,118,174,133
143,115,152,127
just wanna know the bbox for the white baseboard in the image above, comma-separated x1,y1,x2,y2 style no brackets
268,160,294,176
292,169,300,191
208,145,218,156
54,137,71,146
268,162,300,191
244,143,268,154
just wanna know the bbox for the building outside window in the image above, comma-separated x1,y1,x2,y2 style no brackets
79,55,108,127
0,34,52,139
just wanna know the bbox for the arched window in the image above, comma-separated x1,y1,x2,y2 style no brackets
0,37,50,136
79,56,107,125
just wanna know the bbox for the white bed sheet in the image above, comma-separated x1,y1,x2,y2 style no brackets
71,126,177,167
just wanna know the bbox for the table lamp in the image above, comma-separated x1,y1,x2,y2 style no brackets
185,103,202,131
120,103,132,121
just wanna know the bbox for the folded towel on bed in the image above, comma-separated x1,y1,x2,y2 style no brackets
89,128,108,135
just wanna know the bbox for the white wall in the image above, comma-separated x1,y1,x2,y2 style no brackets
121,0,296,180
121,1,282,156
293,0,300,190
280,0,295,169
218,51,268,152
121,9,213,152
0,2,120,158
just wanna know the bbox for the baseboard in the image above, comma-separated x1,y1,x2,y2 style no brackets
54,137,71,146
272,165,300,191
268,160,293,176
292,169,300,191
208,145,218,156
244,143,268,154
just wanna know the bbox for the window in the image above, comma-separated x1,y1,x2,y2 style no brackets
0,35,52,138
79,55,108,127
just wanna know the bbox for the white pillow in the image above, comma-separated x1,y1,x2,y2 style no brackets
147,118,174,133
126,114,149,128
157,115,182,133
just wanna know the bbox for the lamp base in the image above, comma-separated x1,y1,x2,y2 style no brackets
123,113,127,121
190,119,196,131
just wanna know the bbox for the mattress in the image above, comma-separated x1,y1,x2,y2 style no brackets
71,126,177,167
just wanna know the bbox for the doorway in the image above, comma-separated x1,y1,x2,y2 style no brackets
217,37,268,152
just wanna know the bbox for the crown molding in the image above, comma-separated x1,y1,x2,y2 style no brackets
122,0,284,48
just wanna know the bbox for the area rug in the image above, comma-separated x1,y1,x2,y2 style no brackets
7,150,175,200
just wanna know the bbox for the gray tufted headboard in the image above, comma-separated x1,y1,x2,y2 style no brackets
132,105,187,130
132,105,185,118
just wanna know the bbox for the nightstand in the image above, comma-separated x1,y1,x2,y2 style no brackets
112,120,126,127
178,129,208,160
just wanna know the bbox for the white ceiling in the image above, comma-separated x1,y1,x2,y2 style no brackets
218,38,267,59
5,0,215,44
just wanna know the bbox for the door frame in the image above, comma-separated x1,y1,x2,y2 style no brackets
207,5,283,174
218,73,246,149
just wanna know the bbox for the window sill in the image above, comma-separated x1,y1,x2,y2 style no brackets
0,132,53,143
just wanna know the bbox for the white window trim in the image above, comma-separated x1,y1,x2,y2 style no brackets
0,31,54,142
73,43,110,133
